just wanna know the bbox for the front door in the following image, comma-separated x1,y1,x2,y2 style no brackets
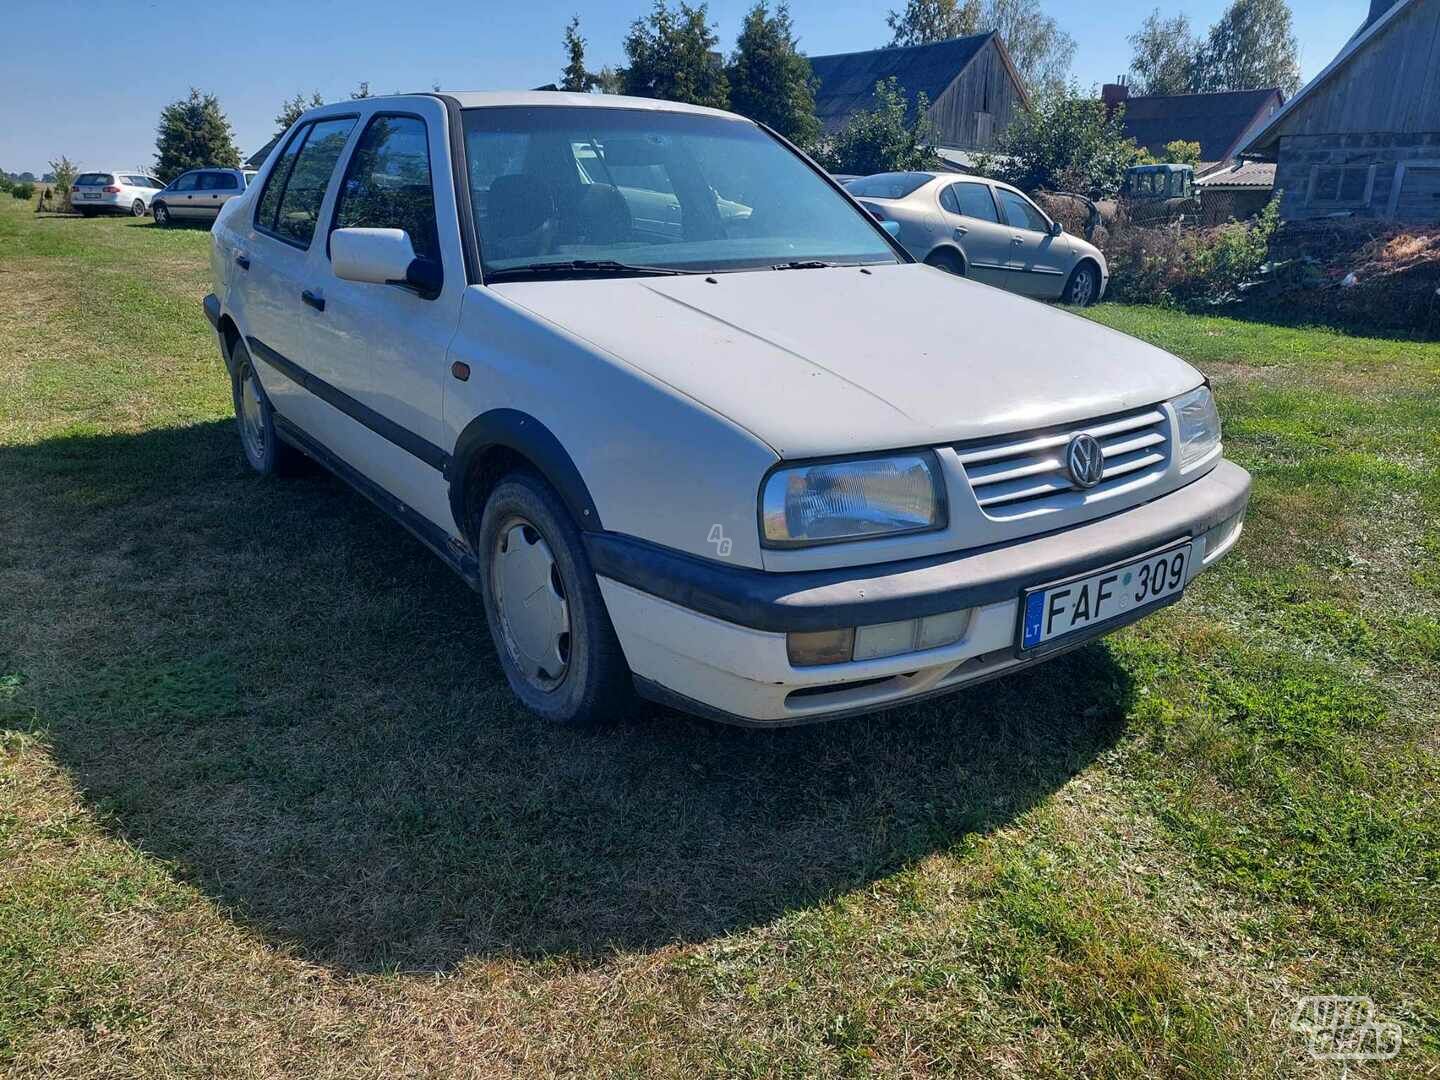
166,171,202,217
938,181,1013,289
302,105,465,534
993,187,1072,299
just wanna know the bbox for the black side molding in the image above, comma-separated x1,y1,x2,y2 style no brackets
246,336,451,473
586,460,1251,633
202,293,221,329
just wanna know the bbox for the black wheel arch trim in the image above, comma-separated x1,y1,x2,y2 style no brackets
584,460,1251,633
202,292,221,329
448,408,603,535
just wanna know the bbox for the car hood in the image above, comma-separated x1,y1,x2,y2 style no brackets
493,263,1201,458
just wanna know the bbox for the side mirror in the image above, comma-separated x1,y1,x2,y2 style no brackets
882,220,901,238
332,227,442,298
1049,220,1064,237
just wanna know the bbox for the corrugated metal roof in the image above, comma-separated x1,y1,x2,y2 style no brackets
809,34,994,133
1119,88,1283,162
1194,160,1276,189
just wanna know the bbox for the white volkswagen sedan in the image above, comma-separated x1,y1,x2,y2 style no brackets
203,92,1246,727
847,171,1109,306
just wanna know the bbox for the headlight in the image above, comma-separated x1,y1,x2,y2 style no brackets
761,452,946,547
1174,385,1221,468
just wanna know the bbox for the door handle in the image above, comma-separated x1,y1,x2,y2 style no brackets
953,226,968,238
301,289,325,312
234,254,250,270
1012,236,1024,244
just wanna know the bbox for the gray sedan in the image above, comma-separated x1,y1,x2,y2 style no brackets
845,171,1108,305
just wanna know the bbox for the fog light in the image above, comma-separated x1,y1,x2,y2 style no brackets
853,619,916,660
1201,512,1244,563
918,608,971,649
787,628,855,667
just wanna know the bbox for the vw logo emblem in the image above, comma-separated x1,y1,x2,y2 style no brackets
1066,433,1105,489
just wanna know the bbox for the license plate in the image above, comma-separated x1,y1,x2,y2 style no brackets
82,192,99,199
1019,542,1192,652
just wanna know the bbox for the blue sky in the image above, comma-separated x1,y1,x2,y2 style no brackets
2,0,1363,175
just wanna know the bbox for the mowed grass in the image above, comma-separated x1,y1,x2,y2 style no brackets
1,194,1437,1077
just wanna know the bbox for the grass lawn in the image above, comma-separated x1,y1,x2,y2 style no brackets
1,195,1437,1077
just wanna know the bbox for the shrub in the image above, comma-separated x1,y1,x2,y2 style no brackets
11,181,36,200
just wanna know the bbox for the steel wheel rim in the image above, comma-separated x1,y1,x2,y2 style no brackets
239,366,266,461
491,517,571,692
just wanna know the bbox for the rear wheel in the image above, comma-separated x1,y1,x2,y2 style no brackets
79,208,97,218
229,337,299,476
478,471,633,727
924,249,966,276
131,199,146,217
152,202,171,227
1063,262,1100,306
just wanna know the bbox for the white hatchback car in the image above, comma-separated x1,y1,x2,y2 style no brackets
70,171,163,217
204,92,1248,727
847,171,1109,306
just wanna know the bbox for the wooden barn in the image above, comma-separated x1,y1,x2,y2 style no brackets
808,33,1030,155
1239,0,1440,222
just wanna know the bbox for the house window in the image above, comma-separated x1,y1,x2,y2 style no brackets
1307,164,1375,207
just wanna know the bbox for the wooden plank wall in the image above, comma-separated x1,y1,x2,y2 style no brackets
926,40,1025,149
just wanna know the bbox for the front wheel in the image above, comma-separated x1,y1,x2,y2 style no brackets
1063,262,1101,306
131,199,146,217
152,202,171,227
478,471,633,727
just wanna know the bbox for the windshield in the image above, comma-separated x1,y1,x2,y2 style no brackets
461,106,899,277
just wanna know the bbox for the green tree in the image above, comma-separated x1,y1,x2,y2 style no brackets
276,91,325,131
154,88,240,182
1127,9,1200,95
560,16,598,92
815,77,940,175
47,156,77,200
1162,139,1201,165
979,83,1140,196
884,0,981,47
981,0,1075,93
727,2,820,147
620,1,729,109
1194,0,1301,94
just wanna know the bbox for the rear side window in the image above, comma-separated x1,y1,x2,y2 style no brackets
332,114,440,262
845,172,932,199
255,116,357,247
200,172,239,191
941,182,999,223
75,173,113,186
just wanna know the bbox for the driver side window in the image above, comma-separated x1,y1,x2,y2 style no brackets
332,114,441,263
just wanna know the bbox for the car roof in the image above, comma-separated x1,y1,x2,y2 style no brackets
309,90,745,123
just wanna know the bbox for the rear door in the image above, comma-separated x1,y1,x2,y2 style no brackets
236,115,359,439
303,103,463,532
938,180,1012,288
994,187,1071,299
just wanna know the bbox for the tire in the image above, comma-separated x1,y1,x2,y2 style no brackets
79,208,97,218
924,249,966,276
477,470,633,727
152,202,171,227
1063,262,1100,307
228,337,300,476
131,199,146,217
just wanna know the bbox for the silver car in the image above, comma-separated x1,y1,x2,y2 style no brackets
847,171,1108,306
151,168,252,227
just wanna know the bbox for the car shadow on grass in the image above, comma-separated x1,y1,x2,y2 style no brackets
1,420,1134,973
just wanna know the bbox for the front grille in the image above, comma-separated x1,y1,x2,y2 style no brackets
956,405,1171,519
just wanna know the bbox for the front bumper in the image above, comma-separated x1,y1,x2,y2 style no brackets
592,459,1250,725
